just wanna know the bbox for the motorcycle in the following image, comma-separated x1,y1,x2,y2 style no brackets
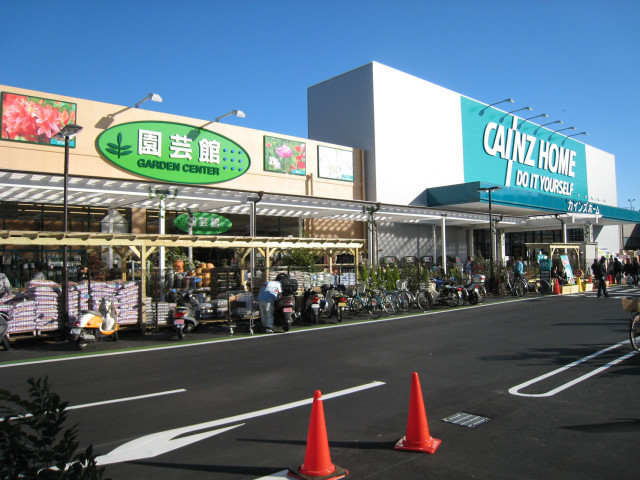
321,284,347,323
272,273,298,332
426,278,462,307
302,286,323,324
70,297,119,350
0,312,10,351
172,289,200,340
460,282,480,304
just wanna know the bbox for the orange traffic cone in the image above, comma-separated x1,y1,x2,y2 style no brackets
554,279,561,295
394,372,441,454
288,390,349,480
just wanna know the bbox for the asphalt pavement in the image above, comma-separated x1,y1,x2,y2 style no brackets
1,286,639,479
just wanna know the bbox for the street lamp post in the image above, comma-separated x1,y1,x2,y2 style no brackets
53,124,83,325
214,109,246,123
477,186,501,293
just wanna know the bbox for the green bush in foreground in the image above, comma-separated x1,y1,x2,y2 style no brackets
0,376,107,479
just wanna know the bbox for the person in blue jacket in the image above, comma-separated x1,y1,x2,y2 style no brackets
258,279,281,333
513,257,524,279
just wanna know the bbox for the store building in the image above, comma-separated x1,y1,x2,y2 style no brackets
308,62,640,265
1,83,494,288
1,62,638,285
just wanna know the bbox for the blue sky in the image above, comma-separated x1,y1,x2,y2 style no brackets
2,0,638,209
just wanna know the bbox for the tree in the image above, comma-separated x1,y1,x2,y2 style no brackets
0,377,107,479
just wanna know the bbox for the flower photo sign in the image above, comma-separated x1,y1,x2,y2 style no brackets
264,135,306,176
1,92,78,147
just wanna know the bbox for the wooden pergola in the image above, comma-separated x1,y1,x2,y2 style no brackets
0,230,363,273
0,230,363,326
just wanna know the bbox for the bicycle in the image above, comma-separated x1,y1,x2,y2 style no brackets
395,280,432,312
347,283,382,319
497,271,525,297
621,297,640,351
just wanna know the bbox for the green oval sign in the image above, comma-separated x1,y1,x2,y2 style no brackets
174,212,232,235
96,121,251,184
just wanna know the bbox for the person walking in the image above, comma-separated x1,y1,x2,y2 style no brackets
258,278,282,333
623,258,633,286
633,258,640,287
613,257,623,285
463,256,473,280
592,256,609,298
513,257,524,279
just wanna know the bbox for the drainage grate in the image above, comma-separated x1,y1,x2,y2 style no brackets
441,412,491,428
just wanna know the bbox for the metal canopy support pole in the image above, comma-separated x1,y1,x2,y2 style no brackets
466,228,474,259
489,194,495,289
107,208,115,269
187,210,194,264
440,215,447,275
249,199,256,293
158,196,166,301
432,224,437,264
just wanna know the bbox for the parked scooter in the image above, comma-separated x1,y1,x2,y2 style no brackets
321,284,347,323
172,289,200,340
70,297,119,350
426,278,462,307
273,273,298,332
0,312,10,351
302,287,323,324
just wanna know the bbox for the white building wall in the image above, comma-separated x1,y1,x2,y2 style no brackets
371,63,465,205
594,225,621,254
308,65,377,199
585,144,617,206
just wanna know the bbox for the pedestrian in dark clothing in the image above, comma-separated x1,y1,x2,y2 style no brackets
613,258,622,285
623,259,633,286
633,258,640,287
591,257,609,298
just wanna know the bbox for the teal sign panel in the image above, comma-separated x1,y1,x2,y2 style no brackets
461,97,588,201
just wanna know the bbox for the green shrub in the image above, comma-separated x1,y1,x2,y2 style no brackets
0,377,107,479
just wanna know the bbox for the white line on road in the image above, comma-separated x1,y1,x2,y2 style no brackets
0,389,187,422
67,389,186,411
96,380,386,465
508,340,638,397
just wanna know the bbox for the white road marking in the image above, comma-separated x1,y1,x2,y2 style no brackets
0,389,187,422
96,381,385,465
67,389,186,411
509,340,638,397
255,470,291,479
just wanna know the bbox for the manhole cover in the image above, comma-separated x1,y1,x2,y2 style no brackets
442,412,491,428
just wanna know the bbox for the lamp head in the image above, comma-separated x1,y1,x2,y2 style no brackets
53,123,83,139
215,109,247,122
135,93,162,108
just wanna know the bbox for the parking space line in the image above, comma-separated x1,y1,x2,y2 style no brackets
508,340,638,397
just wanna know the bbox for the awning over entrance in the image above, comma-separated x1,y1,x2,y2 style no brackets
421,182,640,227
0,170,516,227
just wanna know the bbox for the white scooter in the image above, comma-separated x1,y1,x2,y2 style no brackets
69,297,119,350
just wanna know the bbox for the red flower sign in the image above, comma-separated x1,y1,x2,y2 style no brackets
1,92,77,146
